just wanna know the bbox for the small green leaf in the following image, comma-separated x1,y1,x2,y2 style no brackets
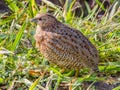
0,78,3,84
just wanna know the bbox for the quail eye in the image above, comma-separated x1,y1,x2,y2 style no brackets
39,18,42,20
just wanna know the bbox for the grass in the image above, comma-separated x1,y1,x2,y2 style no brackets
0,0,120,90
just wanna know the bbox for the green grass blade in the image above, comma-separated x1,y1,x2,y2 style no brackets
95,0,106,11
11,19,27,51
109,1,119,18
16,1,29,23
29,76,41,90
54,75,61,90
63,0,76,22
42,0,61,10
6,0,19,12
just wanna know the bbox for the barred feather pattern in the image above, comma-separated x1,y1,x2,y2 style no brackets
34,13,99,71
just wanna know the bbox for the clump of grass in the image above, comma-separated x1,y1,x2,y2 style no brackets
0,0,120,89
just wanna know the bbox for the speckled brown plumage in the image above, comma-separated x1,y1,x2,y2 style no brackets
32,13,99,72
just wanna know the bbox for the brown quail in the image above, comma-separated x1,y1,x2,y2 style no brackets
31,13,99,74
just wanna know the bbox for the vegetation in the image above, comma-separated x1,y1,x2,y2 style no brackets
0,0,120,90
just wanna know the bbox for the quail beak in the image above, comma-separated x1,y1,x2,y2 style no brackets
31,18,38,23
